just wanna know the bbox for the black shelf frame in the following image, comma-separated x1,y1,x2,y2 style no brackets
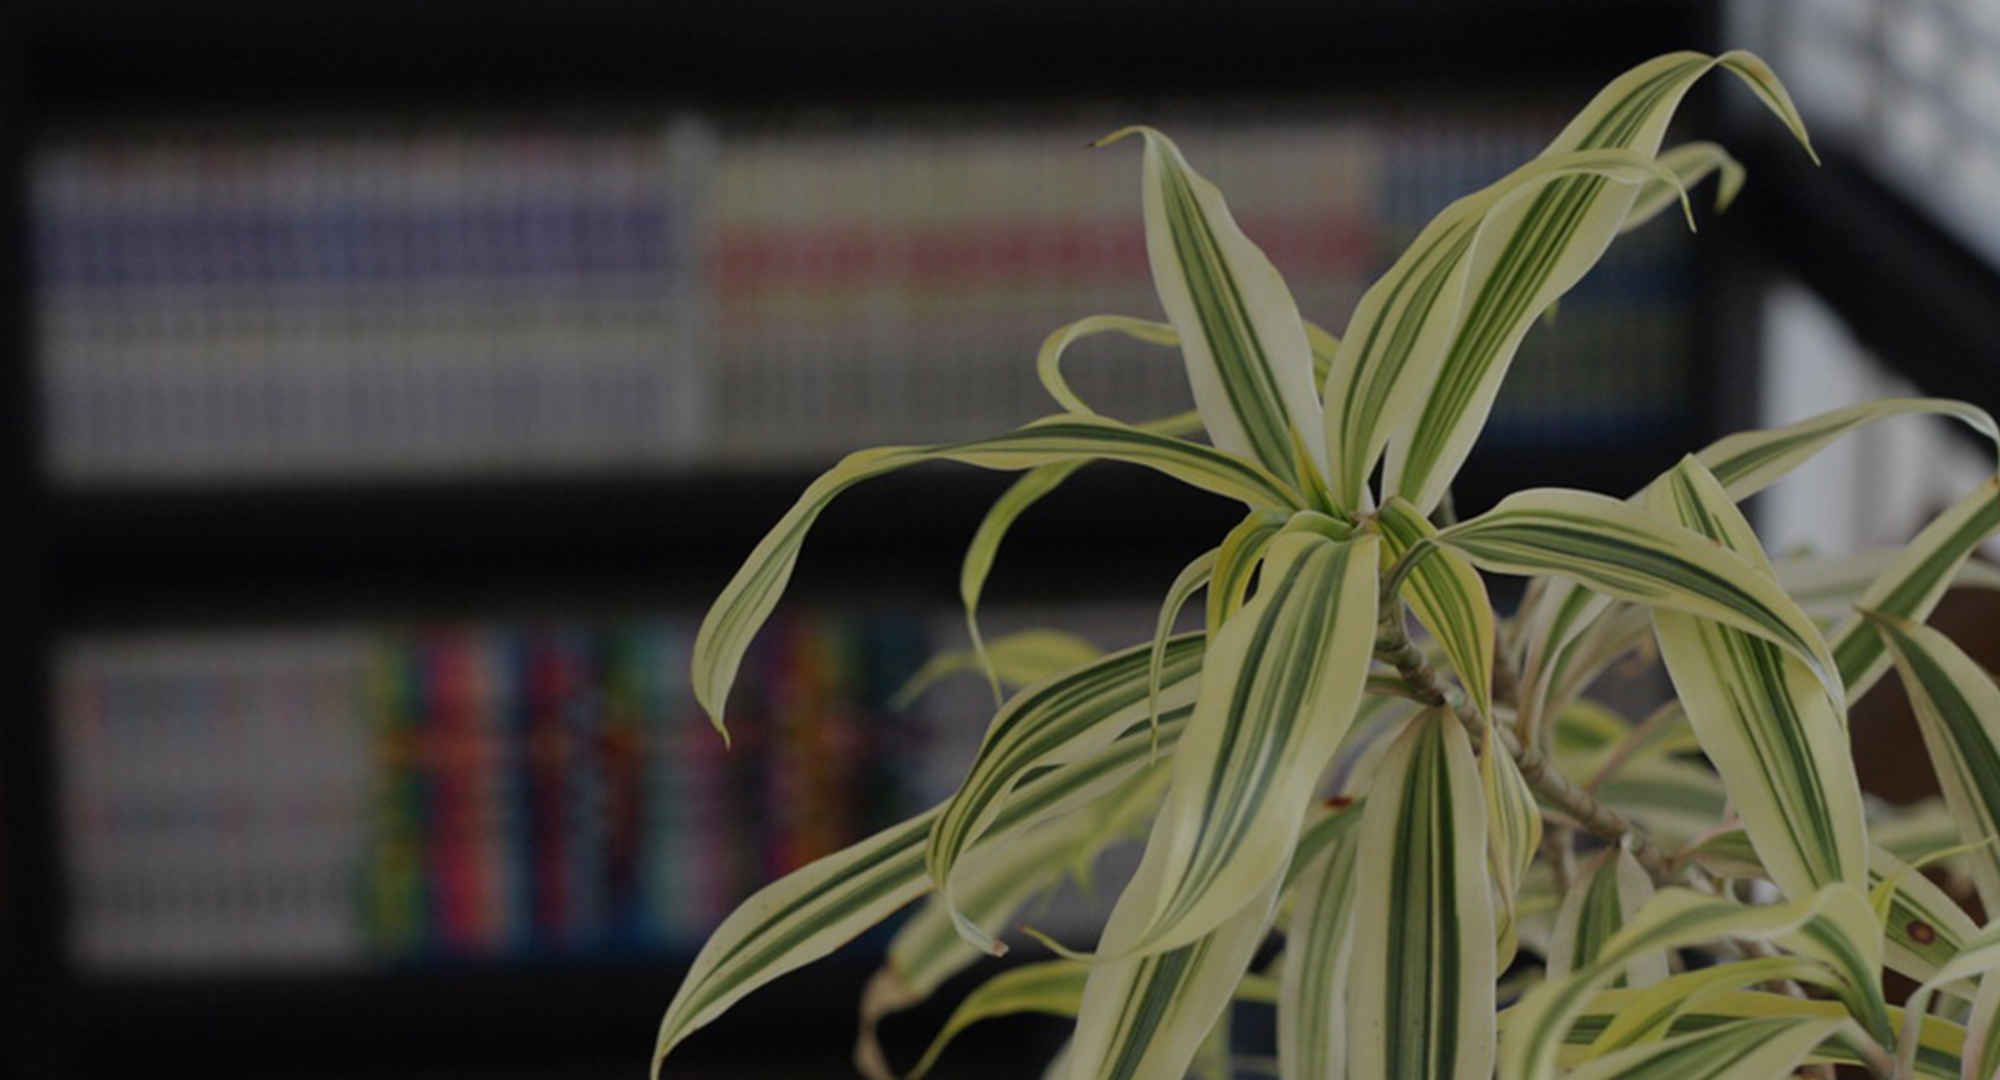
45,2,2000,1078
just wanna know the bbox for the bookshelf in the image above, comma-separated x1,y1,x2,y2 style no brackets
0,2,1821,1078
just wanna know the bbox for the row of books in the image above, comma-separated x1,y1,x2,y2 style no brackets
33,103,1698,486
55,611,932,973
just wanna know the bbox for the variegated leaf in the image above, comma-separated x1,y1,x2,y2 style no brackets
1644,457,1867,898
910,961,1089,1079
1279,803,1364,1080
694,415,1298,731
891,627,1103,711
1865,610,2000,919
1869,844,1981,1001
1066,868,1284,1080
927,635,1207,954
1895,914,2000,1079
1695,397,1997,502
1035,315,1181,417
1435,487,1842,710
1208,506,1289,630
1323,147,1686,513
655,697,1198,1071
1385,50,1812,514
1348,713,1495,1080
1780,544,2000,626
1553,989,1967,1079
1622,141,1744,231
1563,1016,1842,1080
856,767,1164,1080
1547,847,1663,989
1965,963,2000,1080
1498,884,1884,1080
1582,956,1840,1055
1483,730,1542,971
1092,530,1379,957
1831,477,2000,701
1377,496,1497,722
1101,127,1328,494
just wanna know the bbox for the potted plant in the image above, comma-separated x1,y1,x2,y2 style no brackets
653,50,2000,1080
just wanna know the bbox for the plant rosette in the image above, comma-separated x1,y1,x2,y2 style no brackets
655,49,2000,1080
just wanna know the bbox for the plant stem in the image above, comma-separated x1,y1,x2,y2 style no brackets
1375,606,1676,882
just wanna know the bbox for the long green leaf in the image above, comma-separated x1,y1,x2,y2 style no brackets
857,767,1162,1080
927,635,1207,954
1102,126,1327,494
1102,530,1378,959
891,627,1102,711
1551,989,1967,1079
1547,848,1662,989
694,414,1298,732
1036,315,1181,417
911,961,1090,1080
1644,458,1867,898
1067,865,1284,1080
1279,804,1364,1080
1483,727,1542,972
1895,914,2000,1079
1865,611,2000,918
1207,506,1289,630
1322,147,1686,513
1385,50,1812,514
1377,496,1497,721
1869,844,1983,1000
1695,398,1998,501
1498,884,1883,1080
1830,477,2000,701
1622,141,1744,231
655,696,1201,1073
1562,1016,1842,1080
1436,486,1842,709
1348,713,1496,1080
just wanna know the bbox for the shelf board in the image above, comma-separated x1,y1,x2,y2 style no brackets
45,439,1693,627
15,0,1704,115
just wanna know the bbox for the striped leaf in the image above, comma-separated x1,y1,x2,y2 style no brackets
1780,545,2000,626
891,627,1103,711
1377,496,1497,722
1498,884,1883,1080
1865,611,2000,918
1279,804,1364,1080
1695,397,1998,502
911,961,1090,1079
1384,50,1811,514
1102,127,1328,494
1483,730,1543,972
1436,487,1842,710
1322,146,1685,513
1965,962,2000,1080
1554,989,1967,1079
654,698,1198,1072
1090,530,1379,958
1035,315,1181,417
1869,845,1982,1002
927,635,1207,954
694,414,1299,732
1348,713,1496,1080
1895,915,2000,1080
957,461,1089,700
1547,848,1663,989
1622,141,1745,231
1831,477,2000,701
1561,1016,1841,1080
857,767,1164,1080
1208,506,1289,630
1582,956,1842,1056
1643,458,1867,898
1066,867,1284,1080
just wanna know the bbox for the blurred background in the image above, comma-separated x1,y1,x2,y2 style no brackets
1,0,1997,1077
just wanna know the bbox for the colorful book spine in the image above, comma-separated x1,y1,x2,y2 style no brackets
55,611,936,973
